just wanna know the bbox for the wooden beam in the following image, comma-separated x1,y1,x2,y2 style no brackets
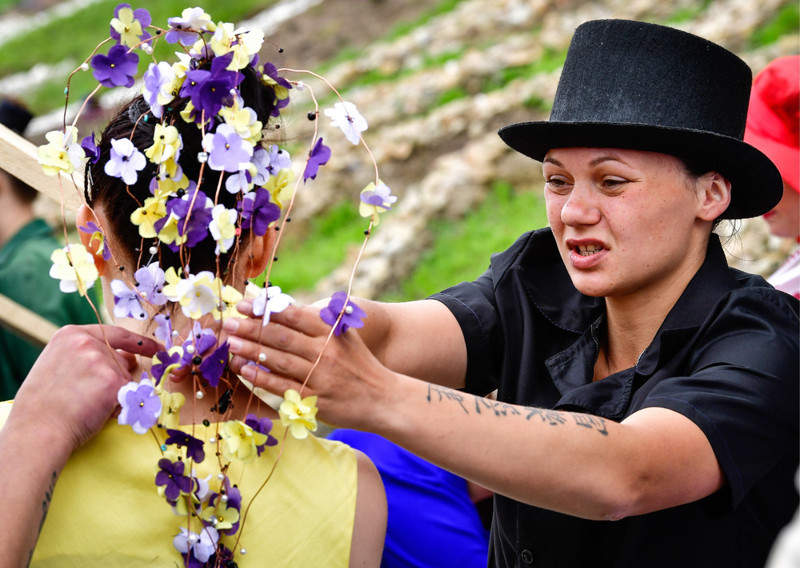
0,293,58,348
0,123,83,212
0,123,85,347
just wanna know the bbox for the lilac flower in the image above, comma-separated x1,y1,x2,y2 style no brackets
238,187,280,236
250,147,270,186
303,137,331,182
319,291,367,336
117,375,162,434
80,133,100,164
133,263,167,306
78,221,111,261
224,167,252,194
324,101,368,145
91,44,139,88
360,182,397,210
166,7,214,45
199,341,229,388
110,278,146,320
265,144,291,176
155,458,193,500
104,137,146,185
174,527,220,566
153,314,173,348
142,61,176,118
180,323,217,369
201,123,253,173
245,413,278,455
165,429,206,463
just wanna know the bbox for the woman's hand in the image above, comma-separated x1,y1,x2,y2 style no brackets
225,301,399,431
11,324,159,452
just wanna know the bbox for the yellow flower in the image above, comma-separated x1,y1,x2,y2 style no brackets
201,501,240,531
265,168,295,209
209,23,263,70
156,385,185,429
155,213,188,249
211,278,244,320
145,123,182,164
131,196,167,238
152,169,189,200
110,6,144,48
37,128,83,176
219,97,262,145
49,244,98,296
279,389,318,440
220,420,268,463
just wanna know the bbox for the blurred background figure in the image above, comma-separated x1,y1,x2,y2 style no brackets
745,55,800,298
0,98,96,397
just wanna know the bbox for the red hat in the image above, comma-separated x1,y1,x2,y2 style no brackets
744,55,800,193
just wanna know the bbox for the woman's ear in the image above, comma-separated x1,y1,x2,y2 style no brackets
76,204,108,277
245,229,277,278
697,172,732,221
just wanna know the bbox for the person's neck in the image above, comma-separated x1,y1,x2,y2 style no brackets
0,201,34,248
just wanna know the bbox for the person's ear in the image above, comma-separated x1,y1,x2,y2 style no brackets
697,172,732,221
76,204,108,277
245,229,277,278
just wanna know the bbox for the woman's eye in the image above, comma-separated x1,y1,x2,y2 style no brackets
601,178,628,190
545,178,570,193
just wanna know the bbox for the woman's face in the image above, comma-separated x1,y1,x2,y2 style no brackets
543,148,712,300
763,181,800,240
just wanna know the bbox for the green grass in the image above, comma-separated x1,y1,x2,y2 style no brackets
252,200,368,292
380,181,547,301
748,2,800,48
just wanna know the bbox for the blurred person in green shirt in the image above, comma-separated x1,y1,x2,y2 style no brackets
0,99,96,397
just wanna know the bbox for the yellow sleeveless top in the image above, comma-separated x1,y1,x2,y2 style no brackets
0,401,357,567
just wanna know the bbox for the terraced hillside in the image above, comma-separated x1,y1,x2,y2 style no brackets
1,0,797,302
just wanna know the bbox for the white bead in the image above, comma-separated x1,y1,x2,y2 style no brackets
188,534,199,544
195,391,204,399
141,43,153,54
185,344,195,354
258,352,267,363
197,151,208,163
221,494,228,503
149,246,158,255
80,62,89,71
345,305,354,315
240,548,247,555
217,473,225,480
209,437,216,444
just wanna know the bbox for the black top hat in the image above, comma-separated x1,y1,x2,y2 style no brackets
498,19,782,219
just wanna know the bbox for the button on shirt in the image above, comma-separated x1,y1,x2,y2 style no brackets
431,228,799,568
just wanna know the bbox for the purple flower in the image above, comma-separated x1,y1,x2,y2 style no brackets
180,53,242,119
151,348,181,384
199,341,230,388
360,182,397,210
104,137,146,185
117,375,162,434
91,44,139,88
245,413,278,455
303,137,331,182
201,123,253,173
319,292,367,336
238,187,280,236
78,221,110,260
165,429,206,463
180,323,217,368
155,458,193,500
155,188,213,251
110,278,146,320
133,263,167,306
80,133,100,164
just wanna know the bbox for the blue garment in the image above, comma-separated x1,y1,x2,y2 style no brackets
328,430,489,568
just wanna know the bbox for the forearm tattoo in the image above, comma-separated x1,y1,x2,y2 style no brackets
426,384,609,436
27,471,57,567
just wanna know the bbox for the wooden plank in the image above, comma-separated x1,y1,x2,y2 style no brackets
0,293,58,348
0,122,83,212
0,123,84,347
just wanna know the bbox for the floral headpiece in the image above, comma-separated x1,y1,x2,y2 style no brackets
37,5,395,566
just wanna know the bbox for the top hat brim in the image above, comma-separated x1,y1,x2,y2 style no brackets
498,121,783,219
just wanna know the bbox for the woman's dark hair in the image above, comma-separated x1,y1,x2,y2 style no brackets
85,63,278,278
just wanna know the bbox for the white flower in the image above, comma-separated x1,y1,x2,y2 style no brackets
49,244,98,295
252,285,295,326
209,204,238,254
173,526,219,563
324,101,368,145
104,137,147,185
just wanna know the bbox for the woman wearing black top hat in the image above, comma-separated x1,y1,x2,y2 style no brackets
225,19,799,567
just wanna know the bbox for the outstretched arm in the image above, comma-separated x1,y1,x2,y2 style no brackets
0,325,157,568
225,303,723,521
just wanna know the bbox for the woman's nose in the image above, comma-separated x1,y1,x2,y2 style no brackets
560,184,601,226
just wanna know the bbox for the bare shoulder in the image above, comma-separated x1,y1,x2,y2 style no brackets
350,449,387,568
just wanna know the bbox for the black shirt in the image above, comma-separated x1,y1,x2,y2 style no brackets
431,228,799,568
